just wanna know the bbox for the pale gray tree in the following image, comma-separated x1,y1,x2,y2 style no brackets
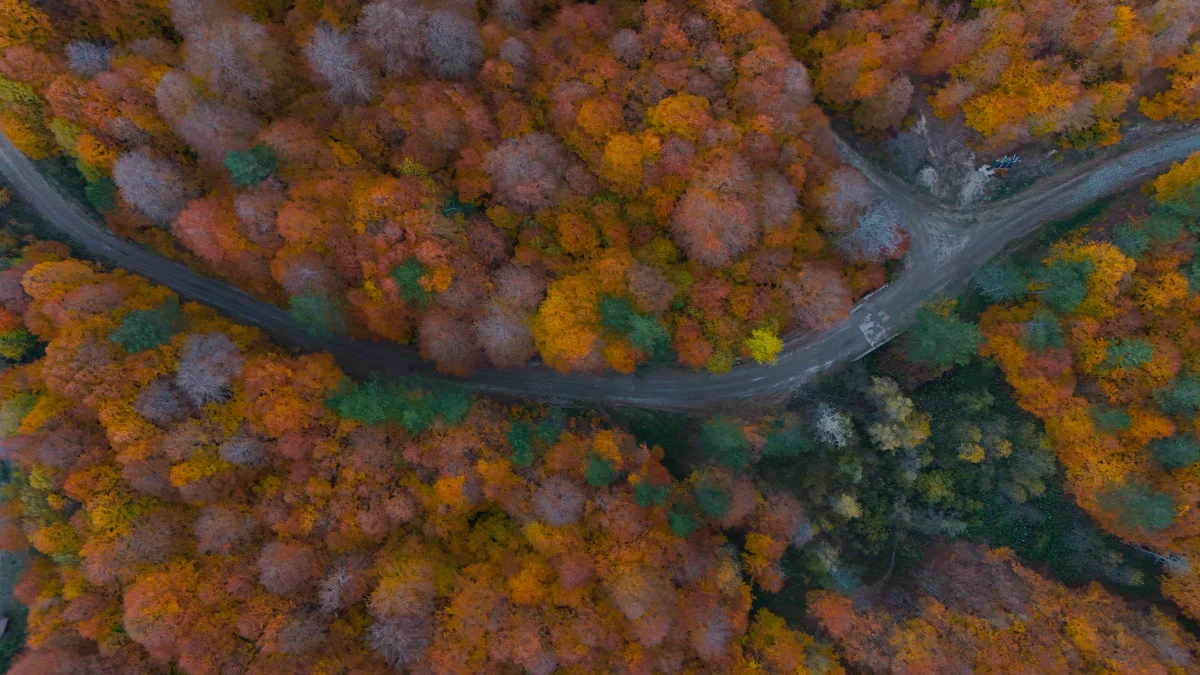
425,10,483,80
304,23,375,106
112,148,194,224
65,41,111,78
176,332,243,407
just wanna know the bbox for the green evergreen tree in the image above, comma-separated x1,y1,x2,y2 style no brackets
1023,311,1065,351
598,295,637,333
224,144,278,187
693,482,731,520
83,178,116,213
905,306,981,369
1037,259,1093,313
1152,435,1200,469
506,422,536,467
1090,405,1131,433
1112,223,1150,258
1156,375,1200,419
391,258,432,308
700,416,749,470
585,454,619,487
626,314,669,357
288,291,347,338
634,481,669,507
1100,481,1177,534
973,261,1027,303
1102,338,1153,371
110,297,185,353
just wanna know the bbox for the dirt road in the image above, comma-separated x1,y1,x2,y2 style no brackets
2,127,1198,410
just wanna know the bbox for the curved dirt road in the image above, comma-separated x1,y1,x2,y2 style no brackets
2,127,1198,410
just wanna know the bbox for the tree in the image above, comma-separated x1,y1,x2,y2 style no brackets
0,0,51,51
745,327,783,365
585,454,619,487
700,417,749,470
627,315,669,358
112,150,194,225
218,431,267,468
65,41,110,79
175,333,243,407
134,377,191,426
473,302,535,369
425,10,484,81
1023,311,1064,351
534,475,585,525
194,505,255,554
0,327,37,360
84,180,116,214
784,264,853,332
366,614,432,669
821,167,873,227
1152,435,1200,469
418,309,481,376
224,144,277,187
1099,481,1177,535
357,0,427,77
1037,258,1094,313
303,23,375,106
184,15,284,105
258,540,320,596
905,305,981,369
813,403,854,448
809,542,1200,673
973,261,1027,302
288,291,346,339
110,297,186,353
391,258,432,308
1112,223,1150,258
484,133,575,214
1102,337,1153,371
176,101,262,168
836,200,905,263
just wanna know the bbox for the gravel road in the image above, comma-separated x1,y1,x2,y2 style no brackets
2,127,1198,410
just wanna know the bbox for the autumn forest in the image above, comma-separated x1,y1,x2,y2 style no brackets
0,0,1199,672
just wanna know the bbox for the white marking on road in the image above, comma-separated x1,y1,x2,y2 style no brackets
858,314,889,348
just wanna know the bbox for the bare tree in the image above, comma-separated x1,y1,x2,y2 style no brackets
112,149,194,224
609,29,643,67
484,133,575,214
176,333,243,407
304,23,375,106
134,377,191,426
533,474,585,526
65,41,111,79
491,0,533,28
821,166,873,227
218,428,268,468
473,301,535,369
425,10,483,81
492,265,546,310
155,69,199,127
318,554,371,613
757,169,797,230
186,16,285,106
258,540,319,596
813,403,855,448
366,613,432,668
176,101,262,168
836,200,905,263
357,0,427,77
276,611,328,655
194,505,256,555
